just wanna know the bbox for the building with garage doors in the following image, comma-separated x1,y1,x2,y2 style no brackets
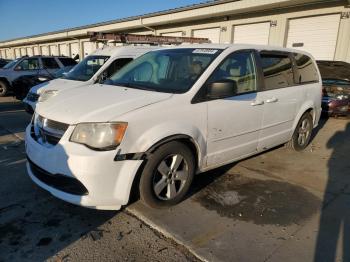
0,0,349,62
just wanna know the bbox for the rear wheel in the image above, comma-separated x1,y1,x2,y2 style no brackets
287,112,313,151
139,141,195,208
0,80,8,97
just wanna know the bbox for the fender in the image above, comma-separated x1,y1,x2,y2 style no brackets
120,121,206,169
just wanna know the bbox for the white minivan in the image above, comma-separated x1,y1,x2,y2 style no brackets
23,46,159,112
25,44,322,210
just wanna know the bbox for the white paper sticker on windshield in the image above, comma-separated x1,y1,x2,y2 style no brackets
193,49,218,54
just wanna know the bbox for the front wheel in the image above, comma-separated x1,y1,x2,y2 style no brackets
0,80,9,97
139,141,195,208
287,112,313,151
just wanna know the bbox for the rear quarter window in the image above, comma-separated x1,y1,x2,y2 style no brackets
260,53,294,90
58,57,77,67
42,58,60,69
293,53,319,84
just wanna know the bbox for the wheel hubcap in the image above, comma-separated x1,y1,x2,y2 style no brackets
297,119,311,146
153,154,189,200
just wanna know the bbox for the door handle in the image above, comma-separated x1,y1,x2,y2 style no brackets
251,100,264,106
265,97,278,103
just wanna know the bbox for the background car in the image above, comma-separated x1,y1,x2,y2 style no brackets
12,65,75,102
0,55,76,97
0,58,12,68
317,60,350,117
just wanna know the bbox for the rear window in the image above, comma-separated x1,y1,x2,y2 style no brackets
58,57,77,67
42,58,60,69
260,53,294,90
293,53,319,84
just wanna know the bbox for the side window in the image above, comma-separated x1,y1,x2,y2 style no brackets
206,51,257,95
17,58,39,70
260,53,294,90
293,53,319,84
58,57,77,67
104,58,133,78
42,58,60,69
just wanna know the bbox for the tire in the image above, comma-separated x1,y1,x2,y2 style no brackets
287,112,313,151
0,80,8,97
139,141,195,208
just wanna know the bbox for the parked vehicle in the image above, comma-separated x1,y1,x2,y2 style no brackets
317,60,350,116
0,58,12,68
23,46,160,113
12,65,76,103
25,44,322,210
0,55,76,97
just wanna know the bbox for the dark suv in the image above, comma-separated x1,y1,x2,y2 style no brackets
0,56,76,96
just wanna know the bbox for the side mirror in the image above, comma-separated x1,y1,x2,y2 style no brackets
207,79,237,99
14,66,22,71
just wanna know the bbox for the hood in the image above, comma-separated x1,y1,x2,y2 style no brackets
31,78,84,94
36,84,172,124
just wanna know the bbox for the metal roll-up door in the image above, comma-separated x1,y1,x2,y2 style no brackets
193,27,220,43
286,14,341,60
59,44,68,56
41,46,49,56
233,22,271,45
70,42,79,59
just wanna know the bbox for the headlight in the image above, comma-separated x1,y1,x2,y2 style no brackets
38,90,58,102
70,122,128,150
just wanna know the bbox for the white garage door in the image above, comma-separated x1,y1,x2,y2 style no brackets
59,44,68,56
70,42,79,59
6,49,12,59
286,14,340,60
26,47,33,56
161,31,183,37
41,46,49,56
233,22,270,45
193,27,220,43
49,45,58,56
20,48,26,56
33,46,39,55
82,41,96,58
15,49,21,58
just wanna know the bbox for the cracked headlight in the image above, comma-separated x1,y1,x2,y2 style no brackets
70,122,128,150
38,90,58,102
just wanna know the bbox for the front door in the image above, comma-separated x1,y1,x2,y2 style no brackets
206,51,264,167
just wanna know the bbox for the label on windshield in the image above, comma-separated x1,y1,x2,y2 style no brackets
193,49,218,54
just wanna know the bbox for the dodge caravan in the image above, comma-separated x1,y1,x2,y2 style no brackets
23,46,160,112
25,44,322,210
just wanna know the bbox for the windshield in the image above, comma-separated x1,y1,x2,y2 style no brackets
3,59,19,69
107,48,222,93
61,55,109,81
52,66,75,78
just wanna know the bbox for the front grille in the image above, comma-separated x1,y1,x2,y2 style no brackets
28,157,88,196
31,115,69,146
27,92,39,102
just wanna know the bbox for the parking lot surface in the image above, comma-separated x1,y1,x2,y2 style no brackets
1,96,350,261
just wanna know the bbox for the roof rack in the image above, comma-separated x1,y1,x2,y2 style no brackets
88,31,210,45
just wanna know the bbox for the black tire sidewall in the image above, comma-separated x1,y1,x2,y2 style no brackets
139,141,195,208
292,113,313,151
0,80,8,97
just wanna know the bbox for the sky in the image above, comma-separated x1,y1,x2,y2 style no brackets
0,0,206,41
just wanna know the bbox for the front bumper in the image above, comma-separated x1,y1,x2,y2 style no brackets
25,125,143,210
